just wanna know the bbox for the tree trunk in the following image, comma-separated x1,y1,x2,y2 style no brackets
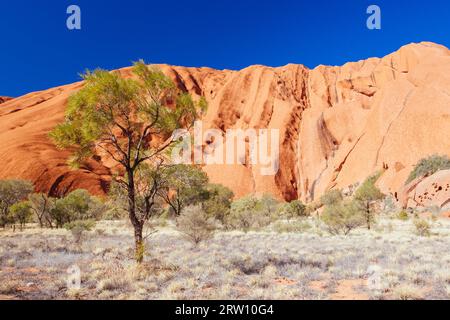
127,168,144,263
366,202,371,230
37,216,43,228
134,223,144,263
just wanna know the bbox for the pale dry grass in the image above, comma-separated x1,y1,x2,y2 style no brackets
1,217,450,300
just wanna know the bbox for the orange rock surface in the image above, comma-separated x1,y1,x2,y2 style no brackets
1,42,449,205
400,170,450,209
0,97,12,104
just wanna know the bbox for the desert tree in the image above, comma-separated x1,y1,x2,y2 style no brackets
49,189,105,228
176,205,216,245
320,189,343,207
201,183,234,222
321,200,364,236
50,61,205,262
29,193,54,228
0,180,33,228
281,200,307,218
109,161,167,225
158,164,209,216
354,173,385,230
259,193,280,217
9,201,33,231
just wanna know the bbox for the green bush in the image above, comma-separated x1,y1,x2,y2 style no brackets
0,179,33,228
201,184,234,222
160,164,209,216
176,205,216,245
320,189,343,206
397,210,409,221
413,219,431,237
271,220,311,233
406,154,450,184
279,200,307,218
64,220,96,244
321,200,365,235
226,195,272,231
51,190,106,228
9,201,33,231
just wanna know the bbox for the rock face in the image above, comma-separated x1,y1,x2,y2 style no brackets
0,97,12,104
1,42,450,206
400,170,450,210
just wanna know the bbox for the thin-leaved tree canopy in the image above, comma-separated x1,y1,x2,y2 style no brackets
50,61,206,171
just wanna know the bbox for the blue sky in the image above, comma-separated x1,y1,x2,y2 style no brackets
1,0,449,97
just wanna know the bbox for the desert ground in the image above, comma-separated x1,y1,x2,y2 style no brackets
2,215,450,300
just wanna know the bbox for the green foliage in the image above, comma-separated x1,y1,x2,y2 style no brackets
9,201,33,230
271,220,311,233
50,190,105,228
201,184,234,222
28,193,54,228
49,61,204,168
397,210,409,221
354,173,384,203
64,219,96,231
64,220,96,245
259,193,281,216
406,154,450,184
226,195,276,231
320,189,343,206
160,164,209,216
354,173,385,230
48,60,206,263
279,200,308,218
413,219,431,237
108,163,167,221
176,205,216,245
321,200,365,235
0,180,33,228
305,201,321,215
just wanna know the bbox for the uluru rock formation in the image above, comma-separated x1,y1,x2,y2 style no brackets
1,42,449,208
400,170,450,210
0,97,12,104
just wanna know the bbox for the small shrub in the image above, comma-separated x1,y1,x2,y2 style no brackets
64,220,96,245
406,154,450,184
413,219,431,237
51,190,106,228
305,201,321,215
393,285,423,300
202,184,234,222
271,220,311,233
226,195,272,231
259,193,281,217
321,200,364,235
176,206,216,245
320,189,343,206
397,210,409,221
279,200,308,218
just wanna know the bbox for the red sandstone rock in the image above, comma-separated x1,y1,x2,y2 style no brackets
0,42,449,204
0,97,12,104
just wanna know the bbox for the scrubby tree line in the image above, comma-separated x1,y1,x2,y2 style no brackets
0,180,105,231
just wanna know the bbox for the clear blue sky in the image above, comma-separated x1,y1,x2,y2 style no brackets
1,0,449,97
